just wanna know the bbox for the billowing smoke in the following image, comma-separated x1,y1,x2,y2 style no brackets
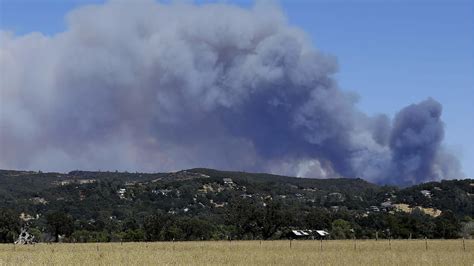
0,0,462,185
389,99,461,185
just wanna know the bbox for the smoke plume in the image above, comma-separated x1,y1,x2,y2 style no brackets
0,0,462,185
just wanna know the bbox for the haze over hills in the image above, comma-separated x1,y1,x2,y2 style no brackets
0,168,472,242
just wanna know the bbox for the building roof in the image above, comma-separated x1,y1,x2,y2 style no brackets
290,229,329,237
291,230,310,236
316,230,330,236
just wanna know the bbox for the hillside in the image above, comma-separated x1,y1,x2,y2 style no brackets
0,168,472,242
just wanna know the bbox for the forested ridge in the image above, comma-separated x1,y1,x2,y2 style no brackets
1,169,472,243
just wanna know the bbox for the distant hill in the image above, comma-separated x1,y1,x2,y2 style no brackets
0,168,472,242
1,168,472,216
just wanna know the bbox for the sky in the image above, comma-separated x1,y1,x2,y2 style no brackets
0,0,473,180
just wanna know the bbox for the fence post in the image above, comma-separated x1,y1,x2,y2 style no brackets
290,239,292,249
389,237,391,250
425,237,428,251
320,239,323,251
462,237,465,251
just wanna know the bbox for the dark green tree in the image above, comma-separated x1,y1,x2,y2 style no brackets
143,212,168,241
46,211,74,242
180,218,215,240
258,201,287,239
305,208,331,230
434,211,461,239
331,219,353,239
226,198,261,239
0,208,20,243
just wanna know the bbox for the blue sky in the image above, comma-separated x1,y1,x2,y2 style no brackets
1,0,473,178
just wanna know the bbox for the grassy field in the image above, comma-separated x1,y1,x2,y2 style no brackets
0,239,472,265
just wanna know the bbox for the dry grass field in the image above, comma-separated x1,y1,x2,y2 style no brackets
0,239,472,265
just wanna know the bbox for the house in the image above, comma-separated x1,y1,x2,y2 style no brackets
240,193,253,199
54,180,72,186
152,189,172,196
214,202,226,208
117,188,126,199
53,179,96,186
30,197,48,205
369,206,380,212
223,178,234,185
420,190,432,198
19,213,35,222
76,179,96,185
380,201,393,210
125,181,137,186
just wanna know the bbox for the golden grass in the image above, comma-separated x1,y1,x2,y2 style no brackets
393,203,442,217
0,239,472,265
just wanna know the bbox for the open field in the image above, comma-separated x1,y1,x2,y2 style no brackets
0,240,472,265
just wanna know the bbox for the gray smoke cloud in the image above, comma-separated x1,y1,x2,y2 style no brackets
0,0,462,185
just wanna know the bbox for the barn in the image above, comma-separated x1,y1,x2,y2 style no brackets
289,229,330,239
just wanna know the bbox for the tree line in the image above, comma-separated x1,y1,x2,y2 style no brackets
1,199,472,243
